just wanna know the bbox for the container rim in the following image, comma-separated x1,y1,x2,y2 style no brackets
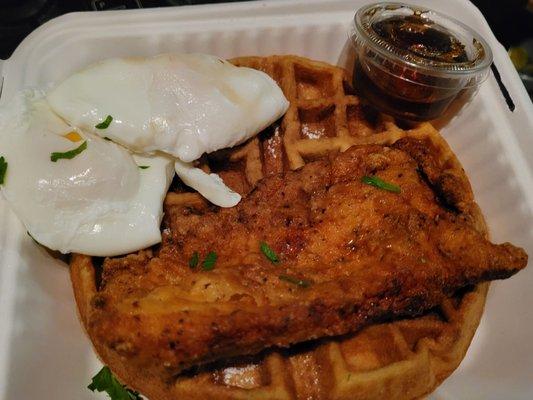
353,2,493,77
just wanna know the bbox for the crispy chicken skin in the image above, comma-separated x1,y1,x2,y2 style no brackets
87,138,527,379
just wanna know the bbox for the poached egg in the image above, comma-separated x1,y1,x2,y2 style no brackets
0,90,174,256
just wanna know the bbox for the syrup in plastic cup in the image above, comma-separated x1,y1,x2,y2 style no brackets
351,2,493,121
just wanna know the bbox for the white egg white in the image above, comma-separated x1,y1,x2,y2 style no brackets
47,54,289,162
66,152,174,256
47,53,289,207
0,90,174,256
174,160,241,208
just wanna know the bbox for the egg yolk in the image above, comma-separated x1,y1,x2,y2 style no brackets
64,131,82,142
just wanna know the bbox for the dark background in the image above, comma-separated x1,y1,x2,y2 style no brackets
0,0,531,63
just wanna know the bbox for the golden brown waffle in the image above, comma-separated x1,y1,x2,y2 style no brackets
70,55,489,400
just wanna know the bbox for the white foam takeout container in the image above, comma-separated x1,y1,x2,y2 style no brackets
0,0,532,399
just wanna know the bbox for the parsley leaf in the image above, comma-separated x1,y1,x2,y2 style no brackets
189,251,199,269
361,176,401,193
202,251,217,270
260,241,280,264
0,156,7,185
138,165,150,169
88,366,142,400
50,141,87,162
279,274,311,288
95,115,113,129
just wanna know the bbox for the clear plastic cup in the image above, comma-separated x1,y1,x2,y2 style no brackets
350,2,493,121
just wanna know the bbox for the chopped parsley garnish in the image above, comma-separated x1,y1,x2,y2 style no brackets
202,251,217,270
260,241,280,264
95,115,113,129
279,274,311,288
0,156,7,185
361,176,401,193
189,251,199,269
50,141,87,162
88,366,142,400
138,165,150,169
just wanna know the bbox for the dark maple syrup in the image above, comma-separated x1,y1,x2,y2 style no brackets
372,15,468,63
354,15,471,121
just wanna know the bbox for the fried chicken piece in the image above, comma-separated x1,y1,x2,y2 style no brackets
85,138,527,379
